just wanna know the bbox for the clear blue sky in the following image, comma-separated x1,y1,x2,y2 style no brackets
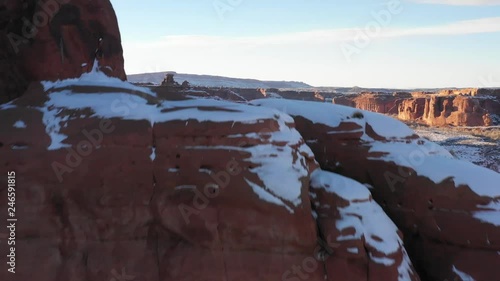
111,0,500,88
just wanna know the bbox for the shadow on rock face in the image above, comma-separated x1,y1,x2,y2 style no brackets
0,0,126,104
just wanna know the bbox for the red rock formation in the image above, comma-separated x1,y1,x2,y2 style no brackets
417,95,500,126
310,170,420,281
332,96,356,108
329,90,500,127
351,93,402,115
187,88,500,127
0,71,426,281
0,0,126,103
398,98,426,121
314,92,325,102
0,82,312,280
330,92,412,115
253,99,500,281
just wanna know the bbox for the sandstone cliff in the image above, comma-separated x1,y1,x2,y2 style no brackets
183,86,500,127
1,71,424,281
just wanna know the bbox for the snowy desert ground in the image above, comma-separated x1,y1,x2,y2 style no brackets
408,124,500,173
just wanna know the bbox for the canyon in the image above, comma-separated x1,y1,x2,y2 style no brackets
162,86,500,127
1,1,499,281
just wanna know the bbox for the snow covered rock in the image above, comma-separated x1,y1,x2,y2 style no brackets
310,170,419,281
0,75,325,280
253,98,500,281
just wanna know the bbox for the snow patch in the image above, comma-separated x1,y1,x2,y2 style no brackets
182,115,312,212
35,85,298,152
312,210,318,219
398,248,415,281
150,147,156,161
311,170,371,201
369,254,395,266
267,92,283,99
187,140,311,212
473,200,500,226
452,266,475,281
369,141,500,198
311,170,414,280
347,247,359,254
13,120,27,129
251,99,415,139
175,185,196,190
39,106,70,150
0,101,16,110
199,168,212,174
42,60,155,97
245,178,293,213
11,145,28,150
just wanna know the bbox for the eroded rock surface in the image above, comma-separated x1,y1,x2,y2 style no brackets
178,87,500,127
253,99,500,281
0,70,427,280
0,0,125,103
310,170,419,281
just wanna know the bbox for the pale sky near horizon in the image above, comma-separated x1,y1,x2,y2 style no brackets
111,0,500,88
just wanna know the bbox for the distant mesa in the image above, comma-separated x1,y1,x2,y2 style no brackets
128,71,312,89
